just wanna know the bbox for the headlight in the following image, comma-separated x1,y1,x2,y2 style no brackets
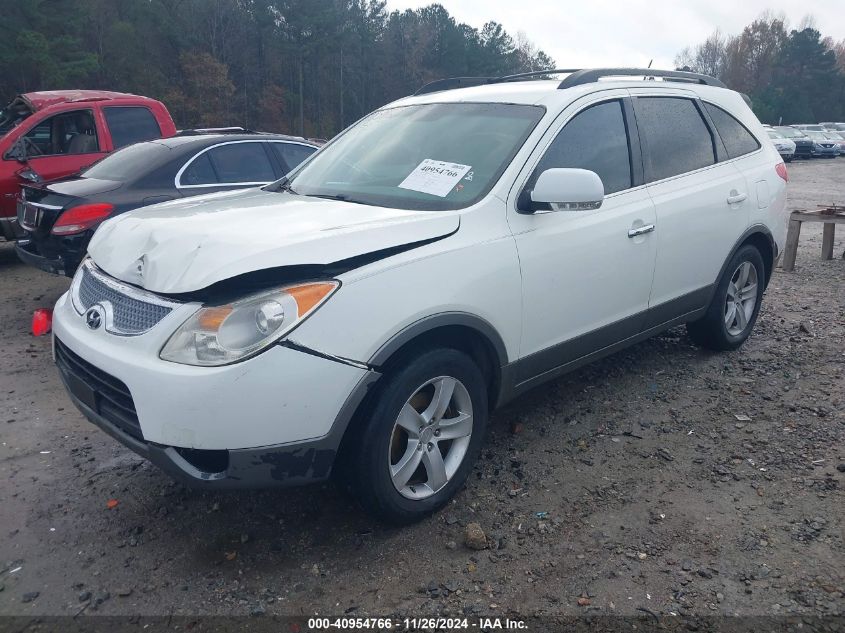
160,281,339,366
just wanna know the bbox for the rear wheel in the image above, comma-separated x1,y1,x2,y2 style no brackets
345,348,488,524
687,244,765,351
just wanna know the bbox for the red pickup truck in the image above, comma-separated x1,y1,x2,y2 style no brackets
0,90,176,241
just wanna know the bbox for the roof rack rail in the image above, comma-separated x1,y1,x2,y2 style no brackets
414,68,582,95
413,67,726,96
558,68,725,89
175,126,256,136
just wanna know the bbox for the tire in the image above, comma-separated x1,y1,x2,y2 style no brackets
343,347,488,524
784,156,793,163
686,244,765,351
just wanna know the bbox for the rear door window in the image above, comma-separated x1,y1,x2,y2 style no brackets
179,152,218,186
635,97,716,181
270,142,316,173
703,103,761,159
532,99,633,195
104,107,161,149
206,142,276,183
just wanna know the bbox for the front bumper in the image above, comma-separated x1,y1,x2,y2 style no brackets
53,290,377,487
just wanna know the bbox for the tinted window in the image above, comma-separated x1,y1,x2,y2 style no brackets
22,110,99,156
636,97,715,181
83,141,169,181
271,142,316,172
534,100,632,194
180,152,217,185
703,103,761,159
207,142,276,183
104,107,161,149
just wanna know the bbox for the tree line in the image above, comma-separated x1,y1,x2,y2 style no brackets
0,0,554,137
675,13,845,124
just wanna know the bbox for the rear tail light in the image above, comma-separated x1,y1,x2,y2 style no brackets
51,203,114,236
775,163,788,182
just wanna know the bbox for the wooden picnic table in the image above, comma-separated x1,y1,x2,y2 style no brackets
781,206,845,272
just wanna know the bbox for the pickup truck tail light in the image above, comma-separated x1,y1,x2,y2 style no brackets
51,203,114,235
775,163,788,182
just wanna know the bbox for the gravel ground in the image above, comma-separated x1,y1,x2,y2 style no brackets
0,158,843,620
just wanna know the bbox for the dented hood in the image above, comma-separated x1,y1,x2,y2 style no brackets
87,187,459,293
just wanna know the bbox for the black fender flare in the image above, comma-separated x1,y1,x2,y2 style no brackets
707,224,777,305
369,311,509,369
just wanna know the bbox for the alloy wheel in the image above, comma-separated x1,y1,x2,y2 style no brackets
388,376,473,500
724,261,758,336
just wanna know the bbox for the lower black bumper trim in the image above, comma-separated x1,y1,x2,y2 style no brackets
62,373,340,489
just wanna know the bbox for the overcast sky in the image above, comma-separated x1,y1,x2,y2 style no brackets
387,1,845,70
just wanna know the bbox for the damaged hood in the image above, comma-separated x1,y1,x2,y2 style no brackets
88,187,459,293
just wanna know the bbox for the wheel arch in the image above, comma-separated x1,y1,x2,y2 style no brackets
369,312,508,409
718,224,776,290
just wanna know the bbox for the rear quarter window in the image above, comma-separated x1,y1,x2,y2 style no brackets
703,102,761,159
635,97,716,182
104,106,162,149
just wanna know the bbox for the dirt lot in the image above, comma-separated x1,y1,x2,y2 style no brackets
1,159,843,621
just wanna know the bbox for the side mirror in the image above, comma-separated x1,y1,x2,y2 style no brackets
5,139,25,162
521,168,604,213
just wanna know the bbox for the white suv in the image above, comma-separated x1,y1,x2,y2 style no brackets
53,68,788,523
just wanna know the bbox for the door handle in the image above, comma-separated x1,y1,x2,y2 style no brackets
727,192,747,204
628,224,655,238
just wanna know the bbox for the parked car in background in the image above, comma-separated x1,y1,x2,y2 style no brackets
805,130,840,158
822,131,845,155
819,122,845,132
774,126,814,159
0,91,176,240
51,68,787,523
766,129,795,162
15,131,318,276
794,124,825,132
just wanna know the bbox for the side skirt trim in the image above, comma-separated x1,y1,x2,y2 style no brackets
499,285,712,405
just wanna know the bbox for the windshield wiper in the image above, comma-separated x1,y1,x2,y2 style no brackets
307,193,368,205
265,176,298,195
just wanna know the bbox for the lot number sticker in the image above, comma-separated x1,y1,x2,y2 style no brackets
398,159,472,197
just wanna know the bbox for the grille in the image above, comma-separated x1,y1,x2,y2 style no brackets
55,338,143,441
77,265,173,335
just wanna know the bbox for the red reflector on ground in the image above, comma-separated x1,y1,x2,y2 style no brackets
32,308,53,336
775,162,788,182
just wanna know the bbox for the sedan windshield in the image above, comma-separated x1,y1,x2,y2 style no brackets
283,103,545,211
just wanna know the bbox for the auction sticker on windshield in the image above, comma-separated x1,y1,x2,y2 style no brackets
398,159,472,197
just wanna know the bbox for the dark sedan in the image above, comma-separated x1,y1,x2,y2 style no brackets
15,132,319,275
774,126,814,159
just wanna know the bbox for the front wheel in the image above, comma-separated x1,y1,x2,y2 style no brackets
687,244,765,351
345,348,488,524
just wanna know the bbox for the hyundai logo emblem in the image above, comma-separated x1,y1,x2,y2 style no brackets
85,305,103,330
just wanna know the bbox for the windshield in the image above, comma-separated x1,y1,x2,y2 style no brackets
806,131,827,140
82,141,170,181
283,102,545,211
824,132,844,140
766,130,784,140
0,103,32,137
775,127,806,139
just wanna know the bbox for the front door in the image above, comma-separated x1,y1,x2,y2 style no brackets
507,93,657,386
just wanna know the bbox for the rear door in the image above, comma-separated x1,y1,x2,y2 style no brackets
629,89,750,316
